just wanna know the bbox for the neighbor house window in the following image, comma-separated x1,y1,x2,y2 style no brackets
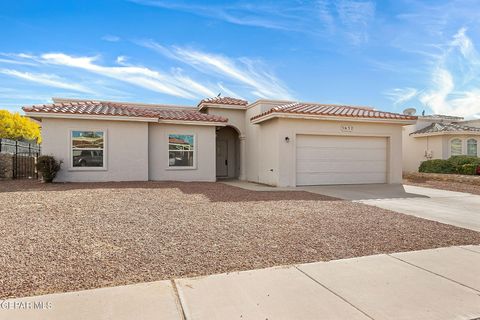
168,134,195,168
71,131,105,168
467,139,478,156
450,138,462,156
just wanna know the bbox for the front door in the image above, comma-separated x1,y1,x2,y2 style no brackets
216,140,228,177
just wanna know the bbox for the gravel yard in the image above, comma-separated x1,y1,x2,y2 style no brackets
1,180,480,299
404,178,480,195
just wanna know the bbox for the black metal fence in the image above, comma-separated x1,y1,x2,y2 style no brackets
0,138,41,179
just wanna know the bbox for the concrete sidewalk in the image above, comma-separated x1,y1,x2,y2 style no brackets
2,246,480,320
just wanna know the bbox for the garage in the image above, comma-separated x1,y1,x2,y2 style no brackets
296,135,388,186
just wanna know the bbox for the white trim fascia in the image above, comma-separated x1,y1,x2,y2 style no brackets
198,103,247,112
411,131,480,138
24,112,158,123
250,112,416,125
157,119,227,126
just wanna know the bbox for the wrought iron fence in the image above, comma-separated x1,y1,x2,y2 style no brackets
0,138,41,179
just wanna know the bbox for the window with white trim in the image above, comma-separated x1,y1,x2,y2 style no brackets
71,131,105,168
168,134,195,167
450,138,462,156
467,138,478,156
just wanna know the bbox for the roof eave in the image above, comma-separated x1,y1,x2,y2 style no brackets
157,119,227,126
24,111,227,126
251,112,417,125
411,131,480,137
23,112,158,123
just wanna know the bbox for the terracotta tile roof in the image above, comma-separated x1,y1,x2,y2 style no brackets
198,96,248,107
411,122,480,135
22,101,228,123
250,102,418,121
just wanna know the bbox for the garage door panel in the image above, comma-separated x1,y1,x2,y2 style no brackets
297,159,387,173
297,172,387,185
296,135,387,186
297,135,387,149
297,148,386,161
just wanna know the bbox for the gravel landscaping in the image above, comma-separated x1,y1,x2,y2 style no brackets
1,180,480,299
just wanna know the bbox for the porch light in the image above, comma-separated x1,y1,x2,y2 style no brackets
285,137,290,143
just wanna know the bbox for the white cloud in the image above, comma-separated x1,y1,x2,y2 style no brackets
416,28,480,118
129,0,295,31
40,53,206,99
102,35,121,42
217,82,244,100
335,0,375,45
384,87,419,105
0,69,94,94
142,42,294,100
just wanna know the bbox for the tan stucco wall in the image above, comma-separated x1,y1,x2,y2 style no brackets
257,118,279,186
204,108,246,136
148,123,216,182
41,118,149,182
253,118,405,187
403,124,445,172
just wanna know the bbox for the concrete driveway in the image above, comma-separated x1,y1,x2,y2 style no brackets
303,184,480,232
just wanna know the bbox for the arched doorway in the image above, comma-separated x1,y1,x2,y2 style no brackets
216,126,240,179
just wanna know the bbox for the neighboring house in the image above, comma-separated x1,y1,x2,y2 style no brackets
23,97,416,186
403,113,480,172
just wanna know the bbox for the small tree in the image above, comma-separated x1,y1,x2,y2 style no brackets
36,156,62,183
0,110,41,142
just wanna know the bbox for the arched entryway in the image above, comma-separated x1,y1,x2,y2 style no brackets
216,126,240,179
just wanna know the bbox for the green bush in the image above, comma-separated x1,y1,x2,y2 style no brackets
36,155,62,183
457,163,478,175
419,156,480,175
448,155,480,169
419,159,455,173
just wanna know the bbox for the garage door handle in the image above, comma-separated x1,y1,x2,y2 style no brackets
225,160,228,165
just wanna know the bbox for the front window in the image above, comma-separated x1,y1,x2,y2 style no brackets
168,134,195,168
72,131,105,168
467,139,478,156
450,138,462,156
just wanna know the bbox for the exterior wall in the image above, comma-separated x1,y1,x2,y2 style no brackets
148,123,216,182
204,108,246,136
254,118,405,187
257,118,279,186
244,101,284,183
41,118,149,182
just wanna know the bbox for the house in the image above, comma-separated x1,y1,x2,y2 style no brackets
403,112,480,172
22,97,416,186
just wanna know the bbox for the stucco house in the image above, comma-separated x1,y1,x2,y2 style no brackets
403,113,480,172
23,97,416,186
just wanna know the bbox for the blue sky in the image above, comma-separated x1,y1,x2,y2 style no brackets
1,0,480,118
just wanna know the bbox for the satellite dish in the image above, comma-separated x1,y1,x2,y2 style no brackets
403,107,417,116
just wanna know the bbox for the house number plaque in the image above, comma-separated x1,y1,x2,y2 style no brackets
340,125,354,132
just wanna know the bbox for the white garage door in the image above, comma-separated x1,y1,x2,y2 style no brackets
296,135,387,186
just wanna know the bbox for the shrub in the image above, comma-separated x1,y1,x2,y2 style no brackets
36,155,62,183
457,163,478,175
448,155,480,169
419,159,455,174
